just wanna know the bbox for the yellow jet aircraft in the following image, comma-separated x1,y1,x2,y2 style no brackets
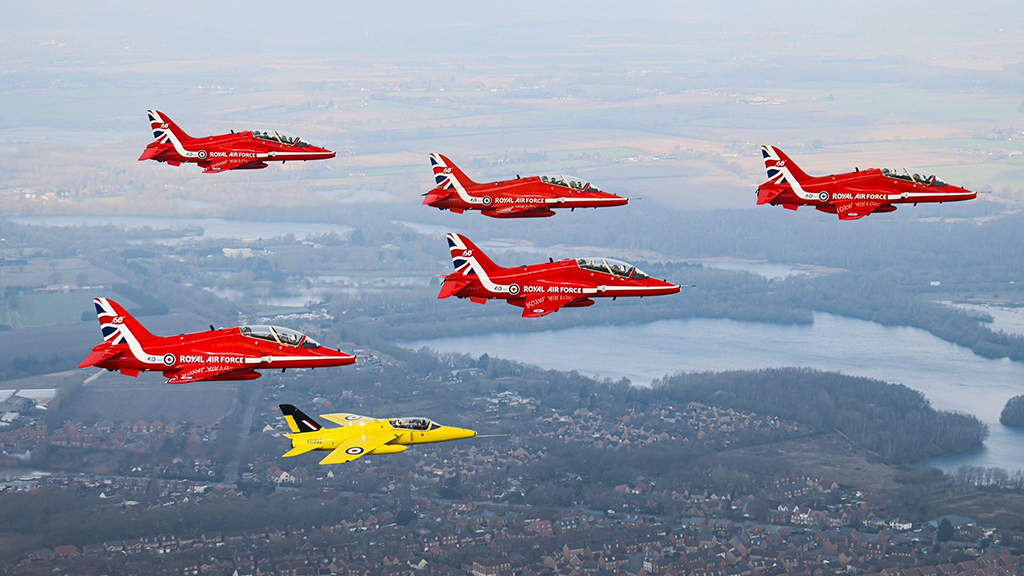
279,404,478,465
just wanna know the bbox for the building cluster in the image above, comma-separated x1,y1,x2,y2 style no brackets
534,401,806,451
1,417,219,452
3,384,1020,576
48,418,219,451
12,490,1024,576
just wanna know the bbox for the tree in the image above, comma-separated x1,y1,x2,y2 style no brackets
937,518,955,543
396,509,416,526
999,395,1024,427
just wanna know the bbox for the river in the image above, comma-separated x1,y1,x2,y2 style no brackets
404,313,1024,472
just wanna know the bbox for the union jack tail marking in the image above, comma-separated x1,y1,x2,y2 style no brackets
761,145,812,184
147,110,193,144
92,297,159,345
446,233,502,276
430,153,480,190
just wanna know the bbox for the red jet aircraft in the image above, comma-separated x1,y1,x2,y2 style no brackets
438,233,682,317
78,298,355,384
138,110,335,173
756,145,977,220
423,153,628,218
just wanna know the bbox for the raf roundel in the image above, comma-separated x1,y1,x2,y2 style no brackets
818,191,829,202
197,150,208,160
162,353,176,366
482,195,493,206
345,447,365,456
344,415,362,421
508,284,521,296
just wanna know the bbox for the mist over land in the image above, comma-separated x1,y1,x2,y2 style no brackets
2,1,1024,573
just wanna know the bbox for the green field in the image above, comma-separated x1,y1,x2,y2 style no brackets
732,433,903,493
8,292,140,328
0,258,122,287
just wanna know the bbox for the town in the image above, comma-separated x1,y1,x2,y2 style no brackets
2,352,1022,575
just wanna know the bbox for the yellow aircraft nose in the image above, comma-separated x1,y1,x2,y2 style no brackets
439,427,476,442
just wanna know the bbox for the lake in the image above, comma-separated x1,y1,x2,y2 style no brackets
943,302,1024,338
405,313,1024,472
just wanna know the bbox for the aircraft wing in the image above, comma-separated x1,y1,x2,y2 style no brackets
483,205,556,218
319,413,376,427
318,432,400,465
488,204,543,216
201,158,267,173
834,200,893,221
520,293,582,318
164,365,260,384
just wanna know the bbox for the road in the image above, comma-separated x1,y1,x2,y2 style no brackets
222,384,261,484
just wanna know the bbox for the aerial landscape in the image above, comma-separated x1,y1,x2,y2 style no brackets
2,1,1024,575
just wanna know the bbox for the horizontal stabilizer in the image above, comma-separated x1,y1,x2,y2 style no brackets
78,347,122,369
438,277,474,299
282,444,319,458
138,142,171,162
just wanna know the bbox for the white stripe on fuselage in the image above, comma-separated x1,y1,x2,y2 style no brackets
431,154,484,205
243,356,346,364
544,196,621,204
158,128,316,162
95,297,163,365
776,164,816,201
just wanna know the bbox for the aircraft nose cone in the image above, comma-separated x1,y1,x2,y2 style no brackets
454,428,477,440
322,348,356,366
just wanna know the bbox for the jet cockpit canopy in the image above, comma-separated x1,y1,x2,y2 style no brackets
389,417,439,431
881,167,947,187
251,130,310,147
540,175,597,192
240,325,319,348
576,257,649,279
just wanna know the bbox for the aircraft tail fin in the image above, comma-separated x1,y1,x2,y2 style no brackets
280,404,323,433
430,153,480,190
446,233,503,276
92,297,159,346
761,145,812,185
147,109,193,143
